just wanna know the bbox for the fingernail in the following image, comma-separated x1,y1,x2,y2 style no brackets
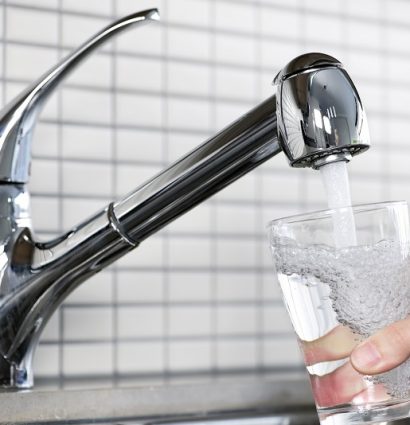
351,341,382,370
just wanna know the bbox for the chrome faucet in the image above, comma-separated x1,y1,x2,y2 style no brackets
0,9,370,389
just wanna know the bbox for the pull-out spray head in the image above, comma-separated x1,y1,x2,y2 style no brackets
274,53,370,169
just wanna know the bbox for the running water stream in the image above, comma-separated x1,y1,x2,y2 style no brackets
319,161,357,247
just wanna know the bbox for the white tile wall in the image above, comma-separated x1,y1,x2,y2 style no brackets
169,341,212,371
116,56,162,92
217,306,257,335
62,0,112,15
6,44,58,79
169,306,212,336
116,129,163,162
117,92,163,127
167,28,211,61
215,33,256,65
0,0,408,386
118,342,164,373
168,273,212,302
216,273,257,301
7,7,58,43
117,272,163,302
215,2,255,33
62,125,112,159
63,344,113,375
167,0,210,27
217,340,257,369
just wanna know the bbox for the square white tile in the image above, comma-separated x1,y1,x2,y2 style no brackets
62,0,112,15
117,341,164,373
116,92,163,127
62,87,112,124
168,272,212,302
169,306,212,336
118,307,164,338
7,7,58,44
217,340,257,368
63,343,113,375
169,341,212,370
117,271,164,302
64,307,113,341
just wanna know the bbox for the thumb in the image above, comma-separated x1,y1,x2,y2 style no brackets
350,316,410,375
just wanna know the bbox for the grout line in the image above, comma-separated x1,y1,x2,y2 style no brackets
38,332,297,346
380,0,391,201
30,229,312,242
58,300,285,308
254,0,264,371
22,106,410,134
1,1,6,107
25,108,410,134
161,0,170,379
111,0,119,387
46,265,286,274
27,149,410,168
34,363,305,384
209,0,218,375
3,79,261,106
56,0,64,389
22,264,287,275
35,118,214,136
4,48,410,92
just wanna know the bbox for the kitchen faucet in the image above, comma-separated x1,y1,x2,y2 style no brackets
0,9,370,389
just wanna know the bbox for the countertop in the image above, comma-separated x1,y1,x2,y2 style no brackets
0,372,315,424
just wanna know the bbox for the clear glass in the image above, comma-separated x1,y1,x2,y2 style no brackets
268,201,410,424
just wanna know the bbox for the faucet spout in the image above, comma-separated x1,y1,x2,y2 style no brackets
0,8,370,389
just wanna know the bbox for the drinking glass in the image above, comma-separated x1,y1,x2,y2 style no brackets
268,201,410,424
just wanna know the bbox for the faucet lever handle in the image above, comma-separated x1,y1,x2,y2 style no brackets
0,8,160,184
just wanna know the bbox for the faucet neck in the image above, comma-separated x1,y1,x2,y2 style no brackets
0,93,280,389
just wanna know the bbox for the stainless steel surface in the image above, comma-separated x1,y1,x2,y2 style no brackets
61,412,320,425
275,55,370,168
0,7,370,389
0,374,406,424
273,52,342,82
144,413,319,425
0,375,316,424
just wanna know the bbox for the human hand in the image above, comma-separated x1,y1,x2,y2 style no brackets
300,325,388,407
350,315,410,375
300,317,410,408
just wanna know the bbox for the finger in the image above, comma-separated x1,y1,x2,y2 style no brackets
310,361,368,407
351,315,410,375
301,325,358,365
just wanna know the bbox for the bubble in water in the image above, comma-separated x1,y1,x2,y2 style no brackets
272,238,410,398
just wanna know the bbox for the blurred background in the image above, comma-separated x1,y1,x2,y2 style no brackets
0,0,408,388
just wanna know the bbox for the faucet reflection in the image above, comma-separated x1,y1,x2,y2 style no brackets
0,9,370,389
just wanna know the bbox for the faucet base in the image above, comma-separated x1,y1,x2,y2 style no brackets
0,354,33,389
